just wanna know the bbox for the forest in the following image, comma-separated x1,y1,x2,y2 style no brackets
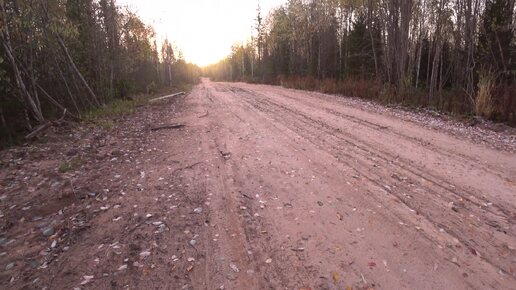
205,0,516,124
0,0,201,145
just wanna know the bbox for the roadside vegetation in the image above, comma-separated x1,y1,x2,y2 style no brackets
205,0,515,125
0,0,200,148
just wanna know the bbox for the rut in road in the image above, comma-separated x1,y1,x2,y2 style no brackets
176,79,516,290
226,84,515,271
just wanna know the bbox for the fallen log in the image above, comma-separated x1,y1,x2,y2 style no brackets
25,122,52,139
149,92,185,103
150,123,185,131
25,109,69,139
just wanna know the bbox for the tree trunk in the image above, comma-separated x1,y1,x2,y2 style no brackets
368,0,379,78
55,34,101,106
415,34,423,89
0,34,45,123
429,40,442,101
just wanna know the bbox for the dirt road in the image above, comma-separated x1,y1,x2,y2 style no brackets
2,78,515,289
178,79,516,289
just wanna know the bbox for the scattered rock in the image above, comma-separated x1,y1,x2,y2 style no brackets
220,151,231,160
5,262,15,270
42,226,54,237
156,224,166,233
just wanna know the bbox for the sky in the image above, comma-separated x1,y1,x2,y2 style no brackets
118,0,286,67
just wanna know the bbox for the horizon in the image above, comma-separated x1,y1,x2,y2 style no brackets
118,0,285,67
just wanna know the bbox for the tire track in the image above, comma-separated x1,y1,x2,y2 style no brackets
229,86,516,278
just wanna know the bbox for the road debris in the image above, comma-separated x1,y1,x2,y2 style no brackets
229,263,240,273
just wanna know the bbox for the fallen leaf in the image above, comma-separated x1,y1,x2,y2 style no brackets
368,262,376,269
80,275,94,285
140,250,151,257
331,271,340,283
229,263,239,272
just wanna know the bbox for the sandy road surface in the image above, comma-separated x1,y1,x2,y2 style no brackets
181,79,516,289
1,78,515,290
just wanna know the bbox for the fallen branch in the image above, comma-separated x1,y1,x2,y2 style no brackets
36,84,82,121
150,123,185,131
149,92,185,103
170,162,202,175
25,109,68,139
25,122,52,139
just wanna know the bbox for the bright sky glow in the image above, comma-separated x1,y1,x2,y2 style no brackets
118,0,286,66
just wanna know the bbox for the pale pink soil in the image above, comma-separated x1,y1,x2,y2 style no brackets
1,79,515,290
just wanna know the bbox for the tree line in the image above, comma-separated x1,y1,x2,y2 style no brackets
205,0,515,124
0,0,200,144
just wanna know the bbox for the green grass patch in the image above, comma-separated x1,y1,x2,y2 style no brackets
82,84,193,126
82,98,138,121
58,157,83,173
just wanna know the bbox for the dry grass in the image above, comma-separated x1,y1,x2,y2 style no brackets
276,75,515,126
279,76,406,104
475,71,495,118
